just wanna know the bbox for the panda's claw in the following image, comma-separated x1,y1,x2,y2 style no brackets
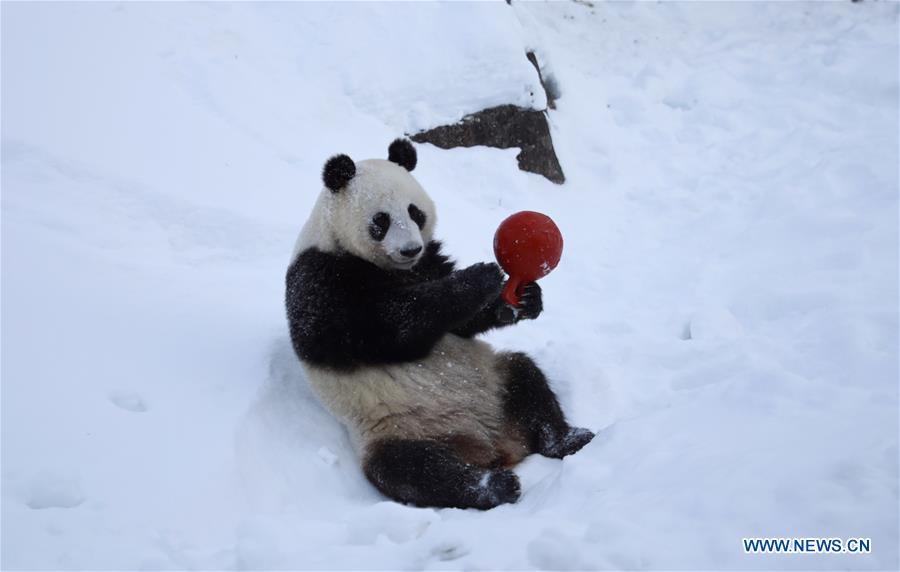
496,302,518,325
516,282,543,321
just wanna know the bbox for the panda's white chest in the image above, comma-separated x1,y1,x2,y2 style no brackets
301,335,505,446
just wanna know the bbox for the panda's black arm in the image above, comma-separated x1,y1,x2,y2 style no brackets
452,282,543,338
412,240,517,338
411,241,544,338
362,263,504,359
287,248,502,367
450,297,507,337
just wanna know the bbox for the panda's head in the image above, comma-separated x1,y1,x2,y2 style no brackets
317,139,435,271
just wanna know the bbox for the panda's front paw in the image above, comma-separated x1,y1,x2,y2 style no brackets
458,262,504,301
516,282,543,321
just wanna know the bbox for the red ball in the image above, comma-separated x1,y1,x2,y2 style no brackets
493,211,563,306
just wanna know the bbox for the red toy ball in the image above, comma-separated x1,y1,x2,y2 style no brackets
493,211,563,307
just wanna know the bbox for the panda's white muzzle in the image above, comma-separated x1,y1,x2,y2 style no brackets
389,244,423,268
383,221,423,269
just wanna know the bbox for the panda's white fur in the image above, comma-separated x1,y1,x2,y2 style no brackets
292,159,436,270
303,336,521,461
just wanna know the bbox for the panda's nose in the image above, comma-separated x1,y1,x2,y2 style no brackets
399,245,423,258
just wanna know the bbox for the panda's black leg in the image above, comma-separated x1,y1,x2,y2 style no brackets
499,352,595,459
363,439,520,510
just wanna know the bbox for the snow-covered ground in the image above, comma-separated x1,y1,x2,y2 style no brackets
2,2,898,570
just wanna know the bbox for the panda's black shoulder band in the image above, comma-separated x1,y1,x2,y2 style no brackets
388,139,417,171
323,154,356,192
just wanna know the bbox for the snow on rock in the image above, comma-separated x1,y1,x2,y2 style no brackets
2,1,897,570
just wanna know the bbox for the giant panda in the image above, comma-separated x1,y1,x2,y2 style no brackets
286,139,594,510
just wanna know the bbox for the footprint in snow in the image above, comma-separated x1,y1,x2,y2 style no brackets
686,307,743,341
528,530,582,571
108,391,148,413
316,446,339,466
607,95,643,127
25,472,85,510
430,541,469,562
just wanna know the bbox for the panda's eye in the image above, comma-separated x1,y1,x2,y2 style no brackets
369,212,391,241
408,204,426,230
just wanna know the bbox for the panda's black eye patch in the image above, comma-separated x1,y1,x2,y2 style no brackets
369,212,391,241
408,204,426,230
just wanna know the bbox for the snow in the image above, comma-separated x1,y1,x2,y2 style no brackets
2,1,897,570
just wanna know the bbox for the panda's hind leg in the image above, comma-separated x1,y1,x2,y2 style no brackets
498,352,595,459
363,439,520,510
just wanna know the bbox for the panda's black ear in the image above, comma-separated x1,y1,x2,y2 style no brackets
322,154,356,192
388,139,417,172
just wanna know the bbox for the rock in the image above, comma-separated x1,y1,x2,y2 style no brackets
411,104,565,184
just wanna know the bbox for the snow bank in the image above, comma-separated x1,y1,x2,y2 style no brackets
2,1,897,570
